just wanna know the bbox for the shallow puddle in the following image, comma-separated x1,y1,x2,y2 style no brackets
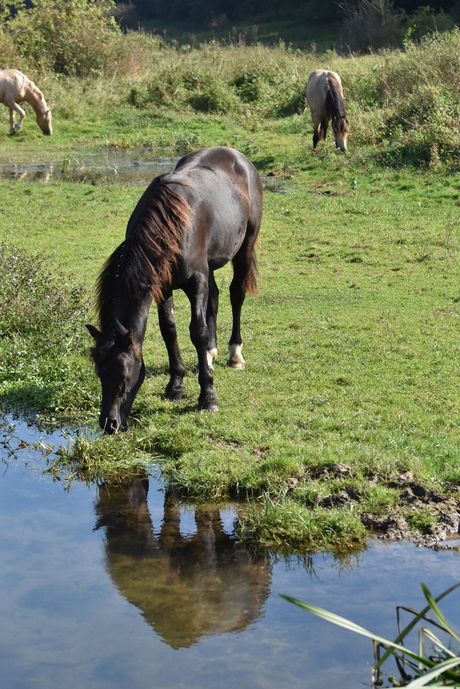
1,416,460,689
0,150,286,191
0,151,175,185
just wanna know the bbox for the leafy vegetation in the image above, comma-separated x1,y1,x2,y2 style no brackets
0,0,120,75
0,242,96,418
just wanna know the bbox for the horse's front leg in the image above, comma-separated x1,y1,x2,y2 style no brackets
7,103,26,134
158,294,186,400
184,276,218,411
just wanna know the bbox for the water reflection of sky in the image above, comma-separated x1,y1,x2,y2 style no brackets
1,418,460,689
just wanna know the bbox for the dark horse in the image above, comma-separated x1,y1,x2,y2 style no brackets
87,146,263,433
306,69,349,152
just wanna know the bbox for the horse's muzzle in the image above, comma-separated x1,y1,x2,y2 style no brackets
100,416,127,435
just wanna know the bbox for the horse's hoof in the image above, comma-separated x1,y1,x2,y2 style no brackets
227,343,246,369
165,385,185,401
227,360,245,369
200,404,219,412
198,398,219,412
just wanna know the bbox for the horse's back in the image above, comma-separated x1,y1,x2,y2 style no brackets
307,69,344,117
127,147,262,278
173,147,262,270
174,146,262,207
0,69,29,103
307,70,325,118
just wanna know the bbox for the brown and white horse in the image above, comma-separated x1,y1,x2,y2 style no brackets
306,69,348,152
0,69,52,135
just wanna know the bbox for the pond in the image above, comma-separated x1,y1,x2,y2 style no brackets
1,416,460,689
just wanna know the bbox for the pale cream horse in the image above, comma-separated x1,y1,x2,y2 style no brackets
0,69,52,135
306,69,349,151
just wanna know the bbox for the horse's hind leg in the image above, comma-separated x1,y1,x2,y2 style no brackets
184,274,218,411
311,110,326,148
312,113,329,148
320,117,329,142
228,238,257,369
158,293,186,400
312,118,321,148
206,272,219,370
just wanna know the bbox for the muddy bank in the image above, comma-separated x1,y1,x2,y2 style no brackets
315,463,460,549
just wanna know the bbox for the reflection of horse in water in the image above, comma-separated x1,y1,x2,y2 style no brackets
6,162,54,182
94,478,272,649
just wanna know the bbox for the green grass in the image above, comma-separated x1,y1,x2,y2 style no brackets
2,34,460,551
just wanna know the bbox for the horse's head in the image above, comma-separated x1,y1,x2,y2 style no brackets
333,116,349,152
87,321,145,434
37,108,52,135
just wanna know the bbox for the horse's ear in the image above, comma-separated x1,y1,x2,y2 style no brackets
113,319,136,349
86,324,101,340
114,318,129,337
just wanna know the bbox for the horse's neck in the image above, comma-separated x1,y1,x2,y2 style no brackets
23,80,48,115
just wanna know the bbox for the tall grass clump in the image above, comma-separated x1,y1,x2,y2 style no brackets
0,242,96,416
126,41,329,118
341,29,460,167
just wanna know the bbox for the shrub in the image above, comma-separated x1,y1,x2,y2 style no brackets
187,80,240,113
0,242,94,414
406,7,454,42
6,0,121,76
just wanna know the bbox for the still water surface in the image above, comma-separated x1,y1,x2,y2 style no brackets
1,418,460,689
0,151,174,185
0,149,287,192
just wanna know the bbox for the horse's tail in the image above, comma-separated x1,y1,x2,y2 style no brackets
325,72,347,122
244,238,259,296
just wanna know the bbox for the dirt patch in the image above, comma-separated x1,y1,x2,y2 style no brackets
315,467,460,549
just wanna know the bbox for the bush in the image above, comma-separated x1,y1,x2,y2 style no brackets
0,242,94,414
5,0,120,76
406,7,454,42
345,30,460,166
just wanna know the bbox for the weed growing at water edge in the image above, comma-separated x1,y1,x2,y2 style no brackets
282,583,460,687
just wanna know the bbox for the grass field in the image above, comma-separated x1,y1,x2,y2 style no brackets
2,33,460,552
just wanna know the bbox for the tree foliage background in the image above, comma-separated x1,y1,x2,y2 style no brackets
117,0,460,52
0,0,458,68
129,0,458,25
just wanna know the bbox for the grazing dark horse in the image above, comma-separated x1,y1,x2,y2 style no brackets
306,69,349,151
87,146,263,433
0,69,52,135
